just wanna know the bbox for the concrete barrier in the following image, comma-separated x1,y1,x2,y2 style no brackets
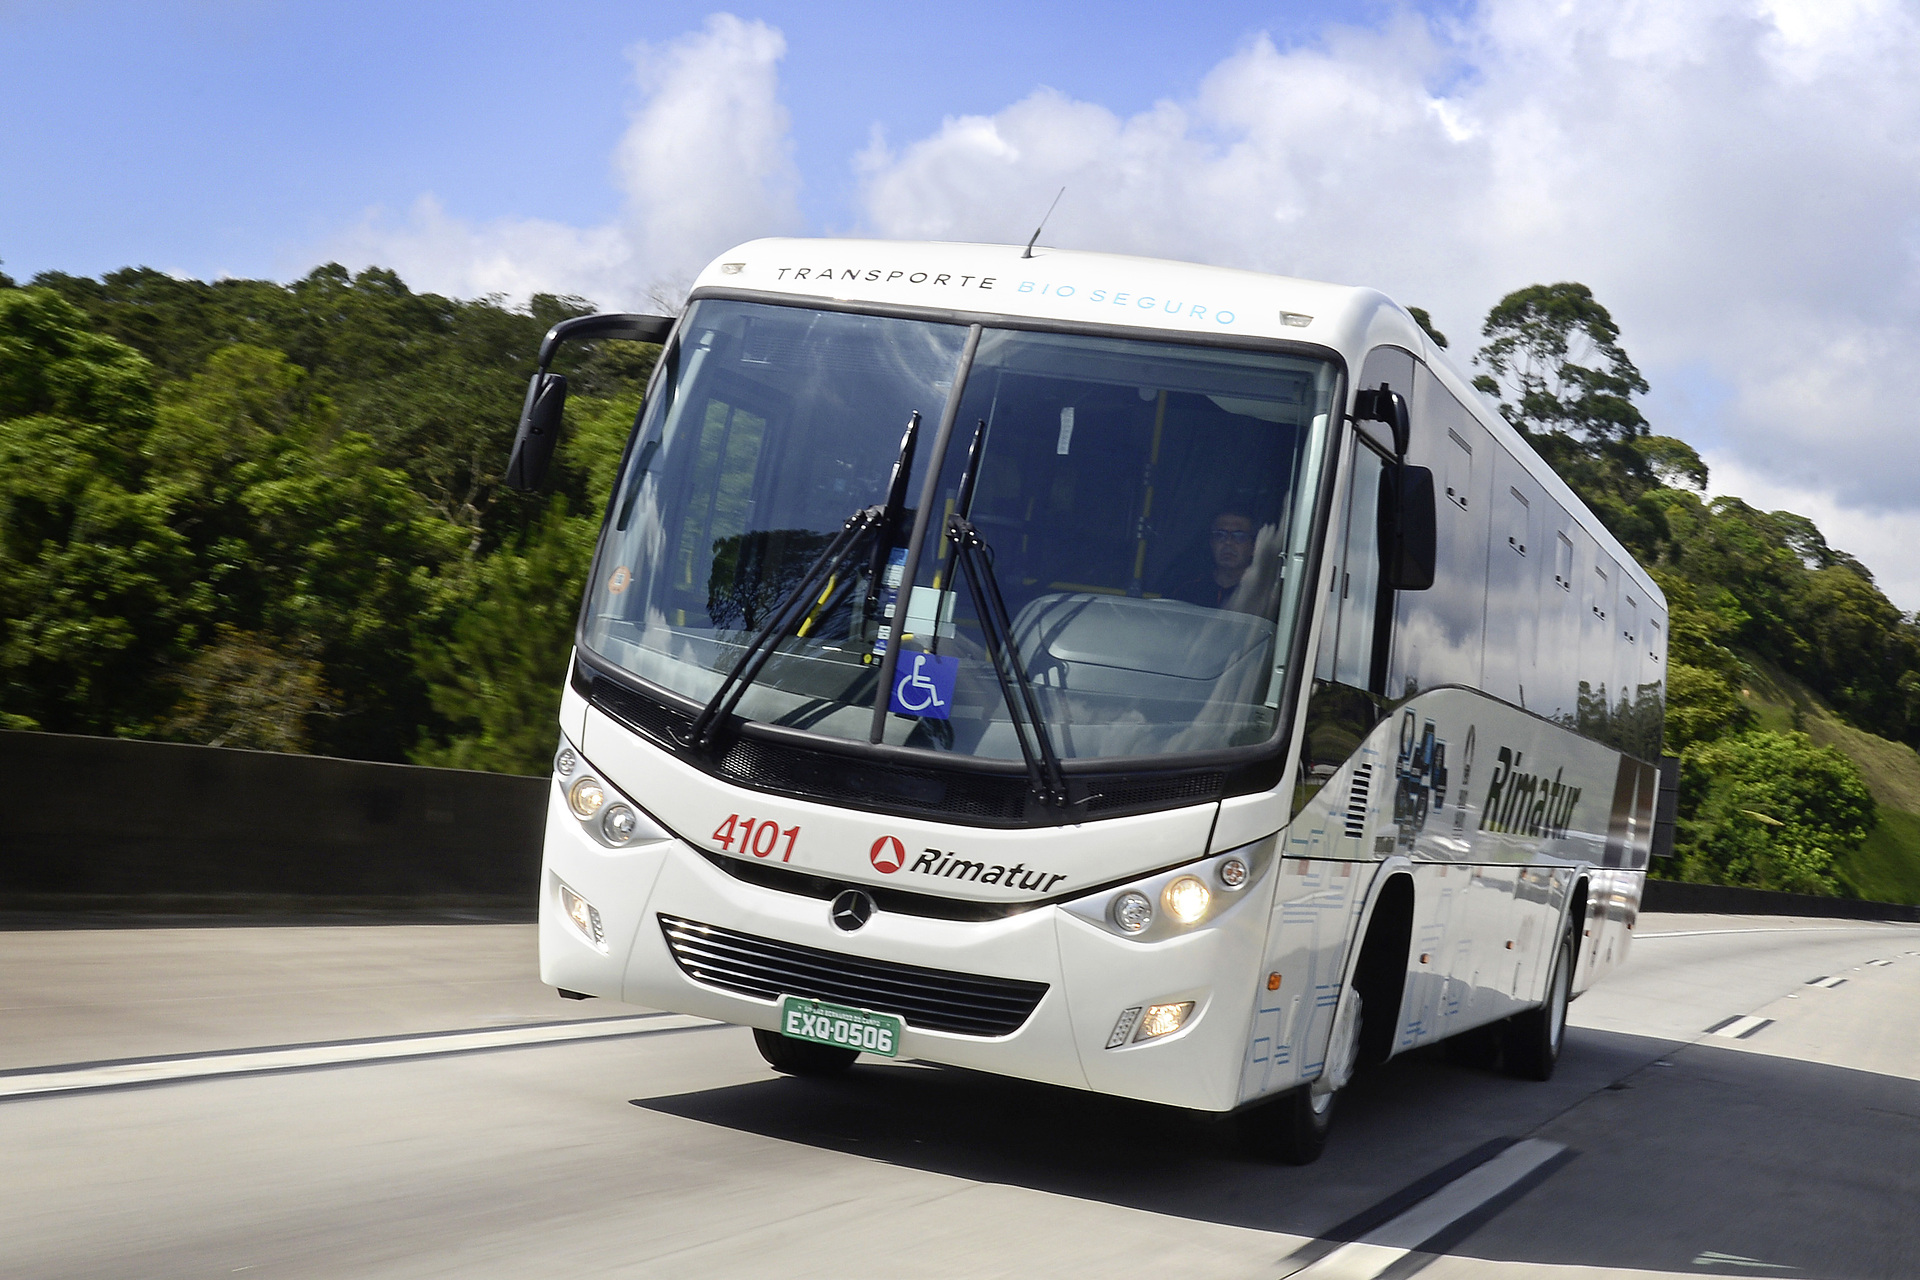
0,730,546,918
1642,876,1920,923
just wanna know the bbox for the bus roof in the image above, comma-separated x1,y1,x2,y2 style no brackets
691,237,1664,610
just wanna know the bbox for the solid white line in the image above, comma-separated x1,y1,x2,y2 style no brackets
1638,925,1910,940
1285,1139,1567,1279
0,1014,717,1100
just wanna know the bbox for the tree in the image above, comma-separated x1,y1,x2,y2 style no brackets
0,289,196,735
1677,731,1874,895
413,503,597,775
1472,283,1649,444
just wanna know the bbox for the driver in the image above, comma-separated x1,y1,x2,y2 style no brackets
1171,510,1257,609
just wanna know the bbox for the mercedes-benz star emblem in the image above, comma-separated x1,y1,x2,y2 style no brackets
830,889,875,932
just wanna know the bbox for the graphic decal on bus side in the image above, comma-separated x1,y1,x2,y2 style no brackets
1478,747,1583,840
1298,686,1650,869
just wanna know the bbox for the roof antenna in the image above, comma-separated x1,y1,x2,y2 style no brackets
1022,187,1065,259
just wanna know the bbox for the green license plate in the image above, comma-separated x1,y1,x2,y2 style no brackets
779,995,903,1058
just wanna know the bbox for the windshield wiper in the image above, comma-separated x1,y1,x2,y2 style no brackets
687,411,921,753
687,506,881,752
945,421,1069,808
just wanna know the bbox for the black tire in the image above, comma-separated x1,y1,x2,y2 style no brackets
1245,1082,1336,1165
1503,927,1574,1081
753,1027,859,1076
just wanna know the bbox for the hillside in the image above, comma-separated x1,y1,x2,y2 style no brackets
1737,656,1920,904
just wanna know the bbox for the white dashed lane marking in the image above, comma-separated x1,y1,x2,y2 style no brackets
1805,976,1846,988
0,1013,719,1101
1707,1015,1774,1040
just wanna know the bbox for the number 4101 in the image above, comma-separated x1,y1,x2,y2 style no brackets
711,814,800,862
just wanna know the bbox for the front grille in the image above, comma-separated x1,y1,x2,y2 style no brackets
657,914,1049,1037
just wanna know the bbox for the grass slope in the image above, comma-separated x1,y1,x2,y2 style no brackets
1736,655,1920,904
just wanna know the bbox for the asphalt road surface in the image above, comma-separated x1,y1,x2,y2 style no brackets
2,912,1915,1279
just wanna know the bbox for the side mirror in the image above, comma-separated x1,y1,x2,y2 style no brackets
506,312,675,493
505,372,568,492
1354,383,1411,455
1380,464,1436,590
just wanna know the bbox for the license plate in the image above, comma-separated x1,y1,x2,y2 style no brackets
779,995,903,1058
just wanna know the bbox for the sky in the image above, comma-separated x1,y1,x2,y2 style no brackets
5,0,1920,609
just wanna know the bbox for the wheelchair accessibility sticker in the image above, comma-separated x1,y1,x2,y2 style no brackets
890,652,958,719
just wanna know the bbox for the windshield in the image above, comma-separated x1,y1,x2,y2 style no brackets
583,298,1336,762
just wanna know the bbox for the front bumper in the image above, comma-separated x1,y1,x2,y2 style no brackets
536,784,1272,1112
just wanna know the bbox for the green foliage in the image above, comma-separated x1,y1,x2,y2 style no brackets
1677,731,1875,895
1472,282,1650,445
413,503,598,775
1407,307,1447,349
0,263,655,766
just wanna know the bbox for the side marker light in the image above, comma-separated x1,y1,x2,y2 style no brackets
1219,857,1249,888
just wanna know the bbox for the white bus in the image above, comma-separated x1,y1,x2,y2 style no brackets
507,239,1669,1162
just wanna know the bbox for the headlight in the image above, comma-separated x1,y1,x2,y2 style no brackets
1163,876,1211,924
1111,891,1153,934
602,804,639,845
568,777,606,819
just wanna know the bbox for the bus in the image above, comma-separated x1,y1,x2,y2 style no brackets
507,239,1669,1163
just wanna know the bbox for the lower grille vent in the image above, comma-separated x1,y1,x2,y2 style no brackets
657,914,1048,1037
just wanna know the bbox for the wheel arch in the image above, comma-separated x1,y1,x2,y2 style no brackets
1345,864,1416,1066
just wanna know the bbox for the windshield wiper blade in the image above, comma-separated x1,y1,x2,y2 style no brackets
862,410,921,618
688,506,882,752
949,517,1068,808
944,420,1068,808
688,410,922,754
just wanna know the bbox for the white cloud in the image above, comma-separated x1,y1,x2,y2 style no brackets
305,4,1920,603
854,0,1920,600
313,13,797,309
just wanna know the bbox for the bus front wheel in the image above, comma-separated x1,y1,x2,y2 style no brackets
1503,928,1573,1082
1246,1079,1335,1165
753,1028,859,1076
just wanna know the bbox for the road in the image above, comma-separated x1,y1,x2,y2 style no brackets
1,913,1915,1279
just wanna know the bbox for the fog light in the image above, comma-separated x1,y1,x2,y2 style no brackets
602,803,639,845
558,882,604,947
1219,857,1249,888
1112,891,1153,934
568,777,606,819
555,746,578,777
1163,876,1210,924
1136,1001,1195,1041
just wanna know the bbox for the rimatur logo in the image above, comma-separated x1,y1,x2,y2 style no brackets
870,835,906,874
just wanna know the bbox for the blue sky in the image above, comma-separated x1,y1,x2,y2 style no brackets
1,0,1428,283
6,0,1920,608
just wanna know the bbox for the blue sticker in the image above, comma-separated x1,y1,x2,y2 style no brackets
890,651,958,719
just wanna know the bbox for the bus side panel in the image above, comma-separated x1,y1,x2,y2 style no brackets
1236,788,1376,1105
1248,683,1653,1090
